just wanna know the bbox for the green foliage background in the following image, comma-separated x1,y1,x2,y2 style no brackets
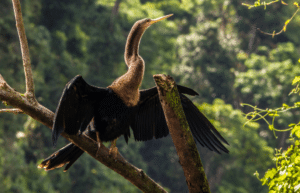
1,0,299,192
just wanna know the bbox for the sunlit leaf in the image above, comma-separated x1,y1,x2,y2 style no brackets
281,0,288,5
283,25,287,32
285,19,290,25
292,76,300,85
283,103,290,108
288,123,295,127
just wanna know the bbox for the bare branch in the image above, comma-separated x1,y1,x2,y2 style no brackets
11,0,36,101
154,74,211,193
0,74,14,91
0,108,23,114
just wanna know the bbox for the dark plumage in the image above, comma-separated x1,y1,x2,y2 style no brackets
39,15,229,172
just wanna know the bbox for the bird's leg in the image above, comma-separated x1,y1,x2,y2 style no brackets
96,131,102,157
109,138,118,158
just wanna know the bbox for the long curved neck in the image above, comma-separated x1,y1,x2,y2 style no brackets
108,23,147,107
124,24,146,67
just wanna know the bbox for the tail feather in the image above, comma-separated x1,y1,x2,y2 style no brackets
38,143,84,172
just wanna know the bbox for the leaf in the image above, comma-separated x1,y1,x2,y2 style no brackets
295,102,300,107
285,19,290,25
268,179,275,188
278,173,287,181
289,123,295,127
281,0,288,5
283,25,287,32
283,19,290,32
295,130,300,138
292,76,300,85
253,171,260,179
295,156,300,164
292,126,300,138
283,103,290,108
264,169,273,179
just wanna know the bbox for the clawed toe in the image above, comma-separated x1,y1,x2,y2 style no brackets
109,146,118,158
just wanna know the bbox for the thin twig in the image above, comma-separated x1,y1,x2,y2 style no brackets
0,108,23,114
11,0,35,100
256,5,300,37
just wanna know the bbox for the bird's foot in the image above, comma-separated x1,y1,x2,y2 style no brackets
109,146,118,159
95,131,102,157
109,138,118,159
96,143,101,158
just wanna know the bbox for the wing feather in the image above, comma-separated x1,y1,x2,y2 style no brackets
131,85,229,153
52,75,108,147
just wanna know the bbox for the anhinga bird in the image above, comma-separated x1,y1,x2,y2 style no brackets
38,14,229,172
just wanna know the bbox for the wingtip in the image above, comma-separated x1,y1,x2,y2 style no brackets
177,85,199,96
52,133,58,148
52,126,63,148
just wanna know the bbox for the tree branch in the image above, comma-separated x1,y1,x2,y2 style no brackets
12,0,36,102
154,74,211,193
0,108,23,114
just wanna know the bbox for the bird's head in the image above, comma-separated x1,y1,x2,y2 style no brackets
124,14,173,66
137,14,173,29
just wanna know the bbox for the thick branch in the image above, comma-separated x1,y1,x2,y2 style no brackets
154,74,211,193
0,76,54,127
12,0,35,101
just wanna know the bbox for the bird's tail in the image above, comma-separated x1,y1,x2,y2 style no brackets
38,143,84,172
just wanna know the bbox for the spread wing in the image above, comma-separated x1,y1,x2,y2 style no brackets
131,85,229,153
180,95,229,153
52,75,108,147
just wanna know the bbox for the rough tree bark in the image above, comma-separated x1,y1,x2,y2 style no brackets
154,74,211,193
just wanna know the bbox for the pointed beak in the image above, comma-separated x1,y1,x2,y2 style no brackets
149,14,173,25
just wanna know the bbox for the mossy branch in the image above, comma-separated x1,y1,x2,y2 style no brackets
154,74,211,193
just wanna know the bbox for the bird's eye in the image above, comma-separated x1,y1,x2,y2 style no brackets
146,19,151,22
